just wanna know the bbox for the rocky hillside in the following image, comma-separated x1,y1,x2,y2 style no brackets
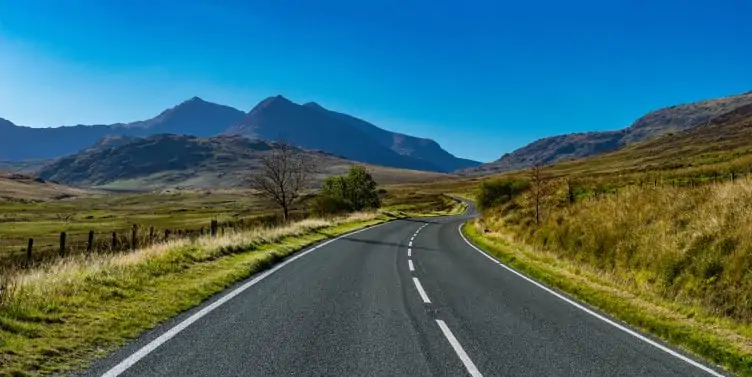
37,134,456,190
464,90,752,175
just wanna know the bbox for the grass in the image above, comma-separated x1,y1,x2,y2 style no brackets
462,222,752,376
381,191,468,217
0,211,398,376
0,190,305,265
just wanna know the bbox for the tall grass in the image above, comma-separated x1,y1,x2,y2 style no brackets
488,178,752,323
0,212,383,375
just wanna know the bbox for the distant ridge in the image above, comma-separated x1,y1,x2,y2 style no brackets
0,96,478,173
462,90,752,175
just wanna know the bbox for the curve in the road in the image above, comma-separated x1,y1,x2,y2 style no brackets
82,201,728,377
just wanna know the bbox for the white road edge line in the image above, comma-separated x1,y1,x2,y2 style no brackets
99,222,391,377
436,319,483,377
408,248,412,257
412,277,431,303
408,259,415,271
456,224,725,377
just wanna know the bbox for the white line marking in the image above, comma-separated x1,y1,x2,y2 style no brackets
412,277,431,303
408,259,415,271
408,248,412,257
436,319,483,377
409,241,413,247
99,222,391,377
457,225,725,377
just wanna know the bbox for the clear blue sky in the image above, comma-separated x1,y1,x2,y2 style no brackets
1,0,750,162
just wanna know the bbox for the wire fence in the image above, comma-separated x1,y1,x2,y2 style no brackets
0,211,310,270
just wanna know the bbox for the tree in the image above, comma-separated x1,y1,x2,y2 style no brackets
344,165,380,210
248,142,316,222
313,165,380,215
530,164,548,225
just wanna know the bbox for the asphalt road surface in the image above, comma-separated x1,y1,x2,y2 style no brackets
82,202,727,377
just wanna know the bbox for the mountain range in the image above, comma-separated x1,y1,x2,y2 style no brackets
36,134,454,190
0,96,480,173
463,90,752,175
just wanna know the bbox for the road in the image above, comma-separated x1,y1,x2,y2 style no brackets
82,202,726,377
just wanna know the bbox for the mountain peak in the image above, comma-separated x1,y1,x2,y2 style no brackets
248,95,297,115
303,102,326,111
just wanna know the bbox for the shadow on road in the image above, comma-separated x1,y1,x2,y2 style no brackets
337,237,439,252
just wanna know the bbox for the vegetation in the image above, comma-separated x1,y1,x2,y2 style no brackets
463,222,752,376
313,166,381,215
0,211,396,376
248,141,316,221
461,104,752,375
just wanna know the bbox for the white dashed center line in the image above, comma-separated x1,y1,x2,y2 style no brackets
412,277,431,303
436,320,483,377
408,259,415,271
408,248,412,257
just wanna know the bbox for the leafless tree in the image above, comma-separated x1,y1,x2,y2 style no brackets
530,164,548,225
248,142,316,222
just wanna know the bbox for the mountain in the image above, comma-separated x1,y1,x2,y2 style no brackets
463,90,752,175
113,97,245,136
0,117,123,160
545,102,752,177
225,96,451,172
37,134,456,190
1,96,475,173
0,97,243,160
301,102,480,171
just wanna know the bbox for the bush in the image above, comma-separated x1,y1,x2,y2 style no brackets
477,178,529,210
312,166,381,215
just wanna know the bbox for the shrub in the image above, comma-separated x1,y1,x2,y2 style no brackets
312,166,381,215
477,178,529,210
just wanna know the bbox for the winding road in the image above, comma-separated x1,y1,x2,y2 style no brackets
82,202,726,376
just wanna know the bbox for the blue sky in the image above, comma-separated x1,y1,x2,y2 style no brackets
1,1,750,162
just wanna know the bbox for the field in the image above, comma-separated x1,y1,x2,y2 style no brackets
0,172,469,267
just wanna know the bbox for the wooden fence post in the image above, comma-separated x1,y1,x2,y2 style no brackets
149,226,155,245
131,225,138,250
87,230,94,253
59,232,66,257
111,231,117,251
210,220,218,237
165,229,171,241
26,238,33,267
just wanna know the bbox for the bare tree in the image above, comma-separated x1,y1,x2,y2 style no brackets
530,164,548,225
248,142,316,222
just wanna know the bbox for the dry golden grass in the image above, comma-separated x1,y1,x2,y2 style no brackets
488,178,752,323
0,211,386,375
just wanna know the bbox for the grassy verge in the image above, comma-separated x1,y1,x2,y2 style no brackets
462,222,752,376
382,193,467,217
0,212,401,376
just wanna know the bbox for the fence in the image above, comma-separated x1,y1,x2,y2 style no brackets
0,211,310,270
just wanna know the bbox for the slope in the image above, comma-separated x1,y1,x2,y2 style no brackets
37,134,456,190
225,96,444,172
301,102,480,171
464,90,752,175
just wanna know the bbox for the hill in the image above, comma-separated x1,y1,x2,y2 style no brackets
544,101,752,179
37,134,456,190
0,172,89,201
463,90,752,175
0,97,478,173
